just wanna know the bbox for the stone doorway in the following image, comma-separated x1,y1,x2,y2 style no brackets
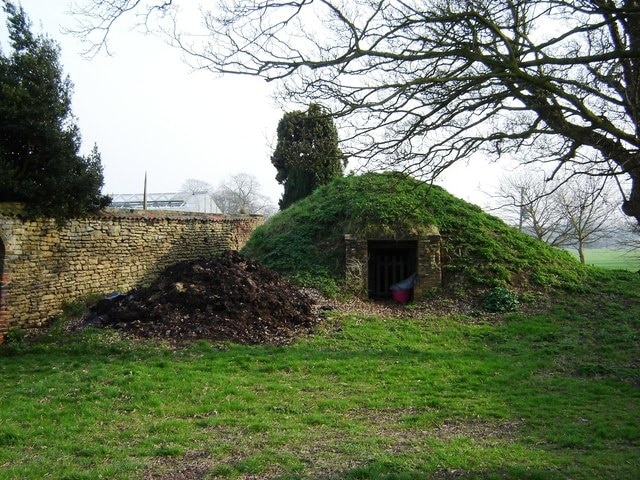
345,232,442,300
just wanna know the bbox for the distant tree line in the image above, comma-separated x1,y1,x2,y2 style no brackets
494,172,621,263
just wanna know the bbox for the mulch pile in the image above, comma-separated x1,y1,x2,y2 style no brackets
83,250,323,345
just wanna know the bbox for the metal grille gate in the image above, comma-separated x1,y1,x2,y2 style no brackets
367,241,417,299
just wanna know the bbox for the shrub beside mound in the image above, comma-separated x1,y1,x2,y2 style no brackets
483,287,521,313
242,172,589,293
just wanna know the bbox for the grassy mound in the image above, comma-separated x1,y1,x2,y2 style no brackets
242,172,591,293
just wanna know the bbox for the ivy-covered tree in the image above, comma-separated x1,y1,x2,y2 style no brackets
271,103,344,209
0,1,110,219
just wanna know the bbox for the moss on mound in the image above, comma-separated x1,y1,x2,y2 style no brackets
242,172,588,292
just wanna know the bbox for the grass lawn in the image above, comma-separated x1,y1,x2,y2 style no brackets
1,288,639,479
568,248,640,271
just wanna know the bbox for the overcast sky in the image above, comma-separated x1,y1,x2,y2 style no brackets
2,1,502,207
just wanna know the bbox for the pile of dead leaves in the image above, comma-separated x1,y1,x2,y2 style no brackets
83,250,322,345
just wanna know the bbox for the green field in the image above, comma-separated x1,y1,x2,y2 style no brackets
2,284,639,479
568,248,640,271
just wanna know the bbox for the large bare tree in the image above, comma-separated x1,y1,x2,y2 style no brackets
557,176,620,263
211,173,276,215
180,178,213,195
69,0,640,223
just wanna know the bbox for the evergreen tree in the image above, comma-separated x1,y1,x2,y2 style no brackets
0,1,110,219
271,103,344,209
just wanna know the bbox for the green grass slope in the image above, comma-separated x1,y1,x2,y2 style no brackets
243,172,603,293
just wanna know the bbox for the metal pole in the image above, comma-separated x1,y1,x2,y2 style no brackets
143,172,147,210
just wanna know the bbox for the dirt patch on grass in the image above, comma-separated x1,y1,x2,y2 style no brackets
143,451,212,480
81,251,324,345
431,418,521,443
348,407,521,448
140,413,521,479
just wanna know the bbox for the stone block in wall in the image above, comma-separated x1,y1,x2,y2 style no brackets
344,234,369,297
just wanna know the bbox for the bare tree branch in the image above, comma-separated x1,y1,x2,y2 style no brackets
69,0,640,222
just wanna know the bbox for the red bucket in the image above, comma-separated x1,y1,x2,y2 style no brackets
391,289,411,303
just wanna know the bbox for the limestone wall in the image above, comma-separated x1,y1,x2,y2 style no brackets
0,209,262,339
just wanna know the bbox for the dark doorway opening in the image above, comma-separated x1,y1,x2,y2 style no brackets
368,240,417,299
